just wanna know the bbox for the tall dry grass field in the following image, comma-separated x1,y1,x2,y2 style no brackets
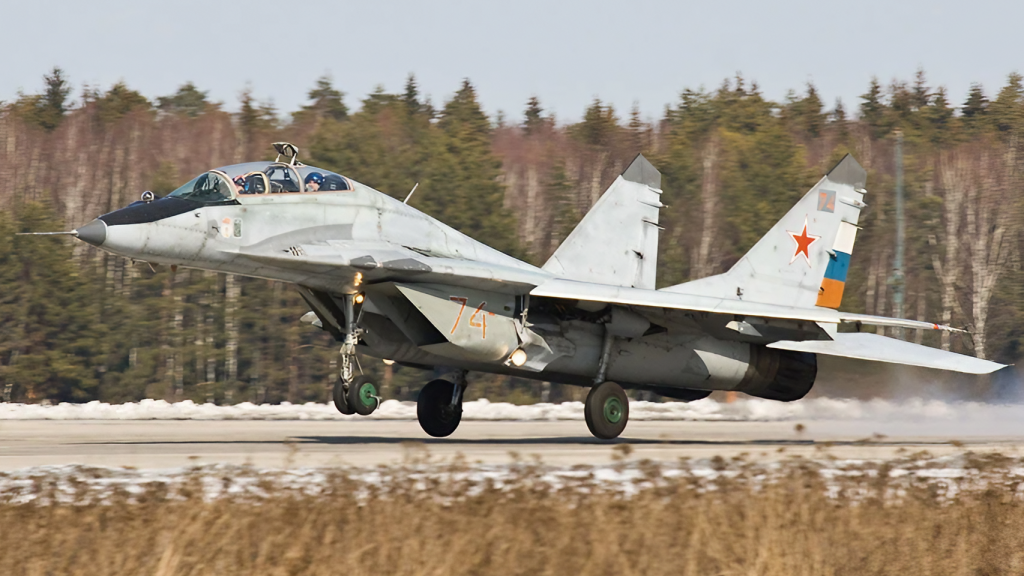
3,456,1024,575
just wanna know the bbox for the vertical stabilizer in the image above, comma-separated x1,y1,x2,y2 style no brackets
664,154,868,309
542,154,663,289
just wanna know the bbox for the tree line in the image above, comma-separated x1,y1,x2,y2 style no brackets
0,67,1022,404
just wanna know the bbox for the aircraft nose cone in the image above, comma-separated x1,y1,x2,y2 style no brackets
75,219,107,247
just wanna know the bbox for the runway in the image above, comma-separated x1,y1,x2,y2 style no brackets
3,416,1023,470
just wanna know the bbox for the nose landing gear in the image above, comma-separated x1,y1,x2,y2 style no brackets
331,292,381,417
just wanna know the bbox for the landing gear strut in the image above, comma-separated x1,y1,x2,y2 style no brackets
417,375,465,437
584,327,630,440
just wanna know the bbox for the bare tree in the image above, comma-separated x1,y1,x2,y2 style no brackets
691,134,720,280
964,141,1019,359
932,150,968,351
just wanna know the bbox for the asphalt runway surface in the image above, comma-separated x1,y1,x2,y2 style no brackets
2,418,1023,470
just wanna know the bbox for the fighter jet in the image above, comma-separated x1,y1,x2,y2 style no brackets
56,142,1004,439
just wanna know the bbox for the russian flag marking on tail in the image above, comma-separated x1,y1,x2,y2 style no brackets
816,222,858,308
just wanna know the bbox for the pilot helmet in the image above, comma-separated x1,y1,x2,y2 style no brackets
304,172,325,186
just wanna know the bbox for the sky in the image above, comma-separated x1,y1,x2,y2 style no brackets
4,0,1022,123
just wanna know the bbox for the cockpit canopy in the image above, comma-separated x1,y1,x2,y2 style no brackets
218,162,353,195
167,171,236,203
166,161,354,204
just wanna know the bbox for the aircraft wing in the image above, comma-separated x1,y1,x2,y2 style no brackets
768,333,1004,374
530,278,1004,374
530,278,958,332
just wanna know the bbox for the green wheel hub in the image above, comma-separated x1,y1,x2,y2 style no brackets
603,397,623,424
358,382,377,407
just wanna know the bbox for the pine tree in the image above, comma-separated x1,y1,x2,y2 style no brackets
403,74,420,108
8,67,72,131
962,83,989,119
238,87,278,157
523,96,546,135
157,82,212,117
572,99,618,147
911,69,930,111
293,75,348,125
785,83,826,137
920,86,954,144
95,82,150,123
3,203,101,401
989,72,1024,134
860,77,888,138
429,79,520,255
627,102,650,152
830,98,849,140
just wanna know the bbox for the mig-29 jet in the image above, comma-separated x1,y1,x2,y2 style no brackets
52,143,1004,439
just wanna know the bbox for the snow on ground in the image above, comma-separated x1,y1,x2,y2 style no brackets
2,453,1022,505
1,397,1022,422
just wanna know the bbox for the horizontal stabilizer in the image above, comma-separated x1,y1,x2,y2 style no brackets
768,333,1005,375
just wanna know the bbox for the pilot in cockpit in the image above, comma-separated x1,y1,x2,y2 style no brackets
233,175,246,194
304,172,324,192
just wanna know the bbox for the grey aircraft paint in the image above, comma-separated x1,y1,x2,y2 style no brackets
65,146,1005,438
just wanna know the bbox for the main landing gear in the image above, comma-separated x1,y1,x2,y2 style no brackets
585,381,629,440
416,375,465,437
583,327,630,440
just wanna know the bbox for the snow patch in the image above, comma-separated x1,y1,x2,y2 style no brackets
0,397,1020,422
2,454,1020,505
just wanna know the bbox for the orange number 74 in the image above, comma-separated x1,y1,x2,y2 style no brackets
450,296,494,339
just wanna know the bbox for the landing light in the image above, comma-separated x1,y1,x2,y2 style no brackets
354,293,365,304
509,349,528,367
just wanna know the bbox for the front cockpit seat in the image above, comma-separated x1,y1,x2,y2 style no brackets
240,172,269,194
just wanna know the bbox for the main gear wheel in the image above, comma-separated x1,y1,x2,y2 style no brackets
584,381,629,440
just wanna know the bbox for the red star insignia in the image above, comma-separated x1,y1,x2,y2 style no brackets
788,216,820,266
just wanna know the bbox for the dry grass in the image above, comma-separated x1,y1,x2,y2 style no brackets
3,455,1024,575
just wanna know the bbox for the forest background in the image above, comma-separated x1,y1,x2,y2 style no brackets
1,67,1022,405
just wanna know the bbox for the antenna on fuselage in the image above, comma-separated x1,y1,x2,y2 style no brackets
403,182,419,204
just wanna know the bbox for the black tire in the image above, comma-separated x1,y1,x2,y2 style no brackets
347,375,380,416
584,381,629,440
417,379,462,438
333,376,355,415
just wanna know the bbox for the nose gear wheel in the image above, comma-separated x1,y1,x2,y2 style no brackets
332,375,355,415
347,375,380,416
